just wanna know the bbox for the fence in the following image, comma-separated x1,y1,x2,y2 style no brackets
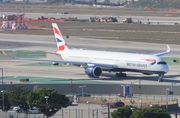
0,94,178,118
53,108,109,118
0,111,44,118
0,108,109,118
0,103,179,118
1,107,179,118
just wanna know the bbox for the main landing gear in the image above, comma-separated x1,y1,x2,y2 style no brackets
158,74,164,82
116,73,127,77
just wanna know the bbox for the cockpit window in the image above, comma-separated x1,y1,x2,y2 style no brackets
157,62,167,65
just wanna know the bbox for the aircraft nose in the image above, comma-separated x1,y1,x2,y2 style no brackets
163,65,169,73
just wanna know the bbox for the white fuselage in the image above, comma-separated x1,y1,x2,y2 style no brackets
58,49,169,74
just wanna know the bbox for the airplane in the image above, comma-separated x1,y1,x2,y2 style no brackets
3,23,170,82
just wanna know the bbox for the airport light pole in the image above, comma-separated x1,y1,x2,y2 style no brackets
138,79,142,108
0,68,3,85
166,88,170,112
69,78,74,103
45,96,49,118
5,71,7,79
138,79,141,100
129,80,140,105
1,90,4,112
121,85,124,97
69,78,73,95
170,82,176,100
79,85,86,97
130,82,133,105
33,85,38,91
87,101,91,118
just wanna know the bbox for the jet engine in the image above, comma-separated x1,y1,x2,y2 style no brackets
85,66,102,78
142,72,153,75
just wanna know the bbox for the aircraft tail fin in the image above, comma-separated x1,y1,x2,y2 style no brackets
52,23,69,51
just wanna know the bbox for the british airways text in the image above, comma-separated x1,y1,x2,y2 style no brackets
126,63,147,68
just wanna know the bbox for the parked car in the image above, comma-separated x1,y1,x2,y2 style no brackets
118,93,124,97
109,101,125,108
76,93,91,97
118,93,133,97
13,106,21,111
28,107,39,114
63,12,69,14
13,106,22,113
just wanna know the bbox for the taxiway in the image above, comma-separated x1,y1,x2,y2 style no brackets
0,34,180,85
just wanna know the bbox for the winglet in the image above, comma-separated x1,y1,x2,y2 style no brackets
154,45,170,56
167,45,170,53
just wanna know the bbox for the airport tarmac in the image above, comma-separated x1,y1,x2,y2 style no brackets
3,12,180,24
0,33,180,55
0,34,180,86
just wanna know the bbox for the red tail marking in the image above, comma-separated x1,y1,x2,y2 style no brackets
58,44,67,51
53,27,62,36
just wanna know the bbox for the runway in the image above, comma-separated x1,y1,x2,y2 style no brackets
0,33,180,55
0,34,180,86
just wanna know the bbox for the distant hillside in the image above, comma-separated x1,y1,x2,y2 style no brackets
131,0,180,9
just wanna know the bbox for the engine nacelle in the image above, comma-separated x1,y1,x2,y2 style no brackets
85,66,102,78
142,73,153,75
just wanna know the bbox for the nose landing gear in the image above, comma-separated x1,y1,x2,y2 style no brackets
158,74,164,82
116,73,127,77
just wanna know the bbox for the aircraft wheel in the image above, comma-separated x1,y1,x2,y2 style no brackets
122,73,127,77
115,73,119,77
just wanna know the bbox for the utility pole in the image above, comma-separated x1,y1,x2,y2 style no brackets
138,79,142,108
1,90,4,112
45,96,49,118
107,103,110,118
130,82,132,105
0,68,3,85
166,88,169,112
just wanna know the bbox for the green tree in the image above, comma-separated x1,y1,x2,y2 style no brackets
7,86,31,113
130,107,171,118
111,106,136,118
27,88,69,117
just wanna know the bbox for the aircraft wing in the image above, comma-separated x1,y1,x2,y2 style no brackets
1,51,117,68
18,58,117,68
153,45,170,56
